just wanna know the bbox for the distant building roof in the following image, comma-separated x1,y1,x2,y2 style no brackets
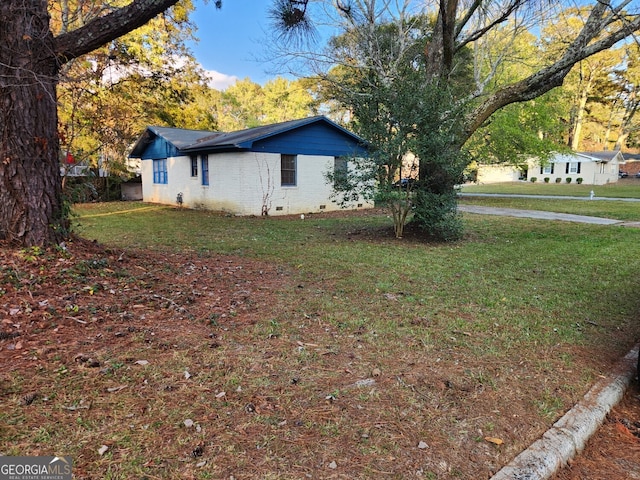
579,151,624,162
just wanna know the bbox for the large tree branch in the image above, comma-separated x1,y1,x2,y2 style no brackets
54,0,181,64
462,2,640,144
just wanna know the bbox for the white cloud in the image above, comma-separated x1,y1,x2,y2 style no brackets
204,70,239,90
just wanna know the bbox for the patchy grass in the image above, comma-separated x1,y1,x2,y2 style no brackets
1,203,639,479
460,179,640,198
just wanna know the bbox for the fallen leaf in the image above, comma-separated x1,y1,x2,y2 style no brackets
98,445,109,456
485,436,504,445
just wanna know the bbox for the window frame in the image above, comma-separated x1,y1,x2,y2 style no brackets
152,158,168,184
334,156,348,188
281,154,297,187
201,154,209,186
568,162,580,174
190,155,198,177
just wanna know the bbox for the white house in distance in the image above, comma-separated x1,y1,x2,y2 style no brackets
526,151,623,185
129,116,372,216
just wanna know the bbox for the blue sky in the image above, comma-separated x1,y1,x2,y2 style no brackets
188,0,281,89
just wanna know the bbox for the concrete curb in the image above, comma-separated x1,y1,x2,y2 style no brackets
490,345,639,480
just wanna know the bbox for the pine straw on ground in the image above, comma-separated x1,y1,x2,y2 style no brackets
0,237,637,479
551,382,640,480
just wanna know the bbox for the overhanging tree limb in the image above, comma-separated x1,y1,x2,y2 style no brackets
55,0,181,63
463,1,640,143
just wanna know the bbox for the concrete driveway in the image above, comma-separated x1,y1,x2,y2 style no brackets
458,205,623,225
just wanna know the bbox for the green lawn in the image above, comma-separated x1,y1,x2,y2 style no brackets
460,179,640,198
459,180,640,220
75,201,640,359
7,200,634,478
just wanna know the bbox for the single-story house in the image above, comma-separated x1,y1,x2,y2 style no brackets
526,151,623,185
475,164,522,184
129,116,372,216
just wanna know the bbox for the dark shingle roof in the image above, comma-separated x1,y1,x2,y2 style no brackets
578,151,624,162
130,116,366,158
181,116,360,152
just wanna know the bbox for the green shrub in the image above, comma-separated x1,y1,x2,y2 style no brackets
544,177,550,183
411,190,463,242
530,177,537,183
566,177,572,184
555,177,562,183
576,177,583,184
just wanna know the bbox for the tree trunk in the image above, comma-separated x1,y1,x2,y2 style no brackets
0,0,182,246
0,0,65,246
570,73,592,151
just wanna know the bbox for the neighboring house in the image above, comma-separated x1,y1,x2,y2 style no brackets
129,116,372,216
526,151,623,185
619,153,640,176
475,164,522,184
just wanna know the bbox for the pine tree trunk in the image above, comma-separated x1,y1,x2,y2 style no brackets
0,0,65,246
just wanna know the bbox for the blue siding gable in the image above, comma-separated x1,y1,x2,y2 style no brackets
137,135,180,160
249,122,367,157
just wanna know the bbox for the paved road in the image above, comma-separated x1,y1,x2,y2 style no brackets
458,193,640,226
458,205,624,224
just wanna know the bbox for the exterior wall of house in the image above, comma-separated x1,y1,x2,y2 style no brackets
141,151,373,215
526,155,619,185
476,164,521,184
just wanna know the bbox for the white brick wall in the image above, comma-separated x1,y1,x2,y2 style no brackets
141,151,373,215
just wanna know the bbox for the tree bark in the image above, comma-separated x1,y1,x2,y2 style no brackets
0,0,65,246
0,0,180,246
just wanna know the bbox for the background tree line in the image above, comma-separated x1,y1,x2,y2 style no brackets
2,0,639,245
56,2,640,202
